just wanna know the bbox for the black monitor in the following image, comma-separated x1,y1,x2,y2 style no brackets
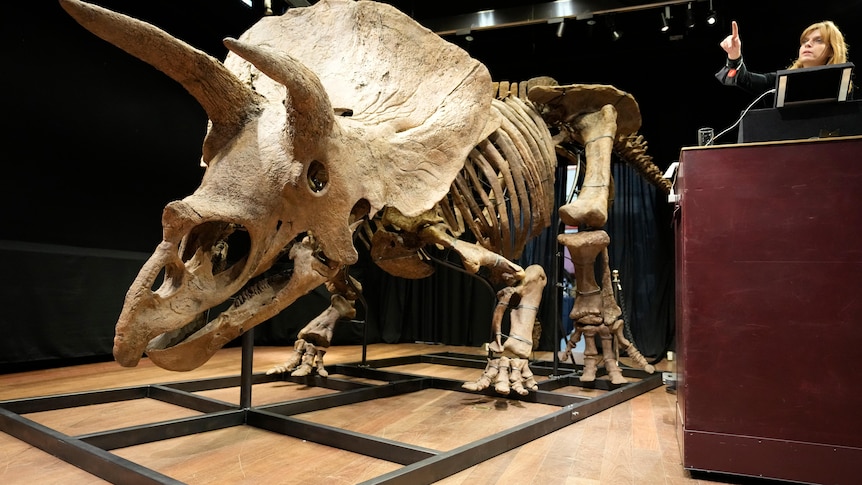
774,62,854,108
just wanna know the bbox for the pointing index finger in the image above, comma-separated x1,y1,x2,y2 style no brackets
731,20,739,39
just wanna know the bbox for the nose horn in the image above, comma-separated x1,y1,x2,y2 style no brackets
161,200,203,239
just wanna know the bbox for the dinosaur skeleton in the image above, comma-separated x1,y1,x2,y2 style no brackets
60,0,668,394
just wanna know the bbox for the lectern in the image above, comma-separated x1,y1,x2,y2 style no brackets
674,136,862,484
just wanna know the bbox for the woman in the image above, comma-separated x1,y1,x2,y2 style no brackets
715,20,850,94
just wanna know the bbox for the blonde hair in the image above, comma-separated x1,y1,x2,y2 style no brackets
788,20,848,69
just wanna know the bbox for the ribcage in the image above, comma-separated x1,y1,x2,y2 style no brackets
436,95,558,261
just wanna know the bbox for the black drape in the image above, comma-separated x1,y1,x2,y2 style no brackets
606,162,676,359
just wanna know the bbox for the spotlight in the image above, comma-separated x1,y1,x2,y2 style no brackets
660,7,670,33
549,18,566,38
608,16,622,41
706,0,717,25
686,2,695,29
456,27,474,42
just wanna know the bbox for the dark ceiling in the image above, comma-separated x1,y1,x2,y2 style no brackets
3,0,861,251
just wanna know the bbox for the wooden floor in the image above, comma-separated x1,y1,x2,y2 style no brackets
0,343,763,485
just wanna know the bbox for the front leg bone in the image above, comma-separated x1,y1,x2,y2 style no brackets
267,293,356,377
502,265,546,359
463,265,546,395
421,224,525,285
559,105,618,229
558,230,609,325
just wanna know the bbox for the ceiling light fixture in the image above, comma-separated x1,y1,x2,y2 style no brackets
686,2,696,29
660,7,670,33
549,17,566,38
455,27,473,42
610,17,622,42
706,0,717,25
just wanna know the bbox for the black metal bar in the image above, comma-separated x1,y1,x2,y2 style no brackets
418,353,489,370
259,378,426,416
240,326,254,409
248,409,438,465
358,372,663,484
0,386,148,414
333,364,436,383
78,410,246,450
0,407,183,484
336,354,428,369
162,371,375,395
369,351,584,377
283,372,380,391
413,375,589,407
362,317,368,364
161,374,245,393
536,374,580,392
147,385,237,413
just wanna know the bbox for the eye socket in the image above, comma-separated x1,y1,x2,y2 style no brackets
307,160,329,193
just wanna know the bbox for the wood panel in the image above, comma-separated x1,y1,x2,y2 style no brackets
675,136,862,485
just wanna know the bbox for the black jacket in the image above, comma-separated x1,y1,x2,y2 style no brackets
715,57,776,95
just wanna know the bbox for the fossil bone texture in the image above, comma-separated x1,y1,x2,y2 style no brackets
60,0,665,393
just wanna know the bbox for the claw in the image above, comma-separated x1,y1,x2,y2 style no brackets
266,339,306,375
464,356,538,395
494,356,511,395
511,358,537,393
290,342,319,376
509,360,526,396
315,348,328,377
462,357,499,392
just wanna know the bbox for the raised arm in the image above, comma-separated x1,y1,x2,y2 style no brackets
720,20,742,60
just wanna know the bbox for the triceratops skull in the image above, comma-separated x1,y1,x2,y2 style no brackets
60,0,494,369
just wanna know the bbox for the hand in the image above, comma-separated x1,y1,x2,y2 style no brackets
719,20,742,60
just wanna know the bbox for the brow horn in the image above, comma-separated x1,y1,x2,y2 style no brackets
59,0,264,161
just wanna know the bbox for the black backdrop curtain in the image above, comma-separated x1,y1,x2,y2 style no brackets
606,162,676,360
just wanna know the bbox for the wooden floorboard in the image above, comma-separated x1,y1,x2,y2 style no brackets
0,343,753,484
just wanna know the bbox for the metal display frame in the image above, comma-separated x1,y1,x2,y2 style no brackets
0,329,660,484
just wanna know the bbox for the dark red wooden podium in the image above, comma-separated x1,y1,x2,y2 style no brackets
674,135,862,484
